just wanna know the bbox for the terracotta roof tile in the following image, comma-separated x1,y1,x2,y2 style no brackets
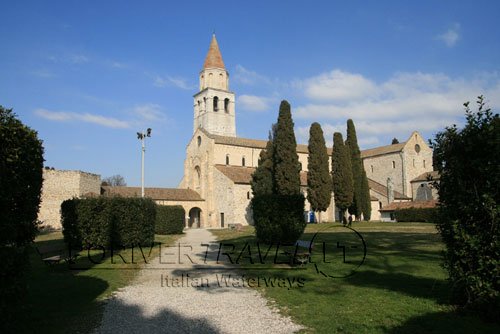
361,142,406,159
368,178,411,200
203,35,225,70
411,170,440,182
204,131,332,155
380,199,438,212
215,165,308,186
101,186,203,201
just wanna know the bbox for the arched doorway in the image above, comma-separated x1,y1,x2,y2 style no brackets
188,207,202,228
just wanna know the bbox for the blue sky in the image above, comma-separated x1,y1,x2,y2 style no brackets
1,1,499,187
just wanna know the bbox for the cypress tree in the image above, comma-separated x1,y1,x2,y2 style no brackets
360,168,371,221
307,123,332,223
392,138,399,144
332,132,353,220
250,138,274,196
273,100,301,195
345,119,362,220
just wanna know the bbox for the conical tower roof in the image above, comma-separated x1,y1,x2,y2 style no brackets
203,34,225,70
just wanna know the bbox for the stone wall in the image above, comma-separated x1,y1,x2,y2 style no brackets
38,169,100,229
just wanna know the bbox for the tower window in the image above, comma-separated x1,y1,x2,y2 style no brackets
213,96,219,111
242,156,246,167
226,155,229,165
224,98,230,113
392,161,396,169
370,165,373,173
247,191,250,199
197,136,201,146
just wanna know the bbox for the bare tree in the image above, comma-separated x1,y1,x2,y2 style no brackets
102,174,126,187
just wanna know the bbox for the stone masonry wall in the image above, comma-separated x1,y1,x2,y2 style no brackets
38,169,100,229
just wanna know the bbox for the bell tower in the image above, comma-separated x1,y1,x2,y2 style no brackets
193,34,236,137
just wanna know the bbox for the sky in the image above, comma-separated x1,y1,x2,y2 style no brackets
1,1,499,188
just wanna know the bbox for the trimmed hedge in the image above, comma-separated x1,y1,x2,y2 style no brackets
251,194,306,244
61,197,156,249
156,205,185,234
394,208,437,222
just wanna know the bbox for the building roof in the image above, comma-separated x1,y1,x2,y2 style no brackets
368,178,411,200
360,142,406,159
411,170,440,182
379,199,438,212
201,129,331,155
215,165,308,186
101,186,204,201
203,34,225,70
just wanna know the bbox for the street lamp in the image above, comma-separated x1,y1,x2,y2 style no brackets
137,128,152,198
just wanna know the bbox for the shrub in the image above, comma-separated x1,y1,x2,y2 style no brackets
61,197,156,249
156,205,185,234
0,106,44,332
431,96,500,320
251,194,306,244
394,208,437,222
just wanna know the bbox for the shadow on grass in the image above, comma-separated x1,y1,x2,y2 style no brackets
96,298,219,333
386,310,500,334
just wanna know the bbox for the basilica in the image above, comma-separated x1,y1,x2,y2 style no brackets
174,34,435,228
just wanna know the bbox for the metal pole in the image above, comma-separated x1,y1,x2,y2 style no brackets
141,132,145,198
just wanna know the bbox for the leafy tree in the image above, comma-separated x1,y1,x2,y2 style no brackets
102,174,126,186
273,100,301,195
360,168,371,221
392,138,399,144
250,137,274,196
332,132,353,220
0,106,44,331
307,122,332,223
345,119,362,219
431,96,500,320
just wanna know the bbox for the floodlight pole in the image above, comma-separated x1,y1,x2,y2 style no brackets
137,128,151,198
141,133,145,198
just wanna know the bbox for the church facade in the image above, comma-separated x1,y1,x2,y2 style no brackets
176,35,435,228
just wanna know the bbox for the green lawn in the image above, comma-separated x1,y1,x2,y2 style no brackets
18,231,182,334
212,222,500,334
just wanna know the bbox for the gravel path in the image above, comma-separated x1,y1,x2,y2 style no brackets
94,229,303,333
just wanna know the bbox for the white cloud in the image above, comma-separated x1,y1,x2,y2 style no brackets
31,69,55,78
233,65,272,86
35,109,129,128
153,75,191,90
72,145,85,151
69,55,89,64
237,95,275,112
111,61,125,68
301,70,380,102
133,104,167,121
294,70,499,124
436,24,460,47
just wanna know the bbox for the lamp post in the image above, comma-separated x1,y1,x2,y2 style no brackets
137,128,151,198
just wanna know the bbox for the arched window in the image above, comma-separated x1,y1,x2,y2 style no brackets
197,136,201,146
247,191,250,199
224,98,230,113
226,154,229,165
213,96,219,111
242,156,246,167
392,161,396,169
379,202,382,209
198,100,201,113
370,165,374,173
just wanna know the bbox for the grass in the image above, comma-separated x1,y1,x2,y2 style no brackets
211,222,500,334
17,231,183,334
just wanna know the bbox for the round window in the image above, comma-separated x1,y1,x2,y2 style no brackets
415,144,421,153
